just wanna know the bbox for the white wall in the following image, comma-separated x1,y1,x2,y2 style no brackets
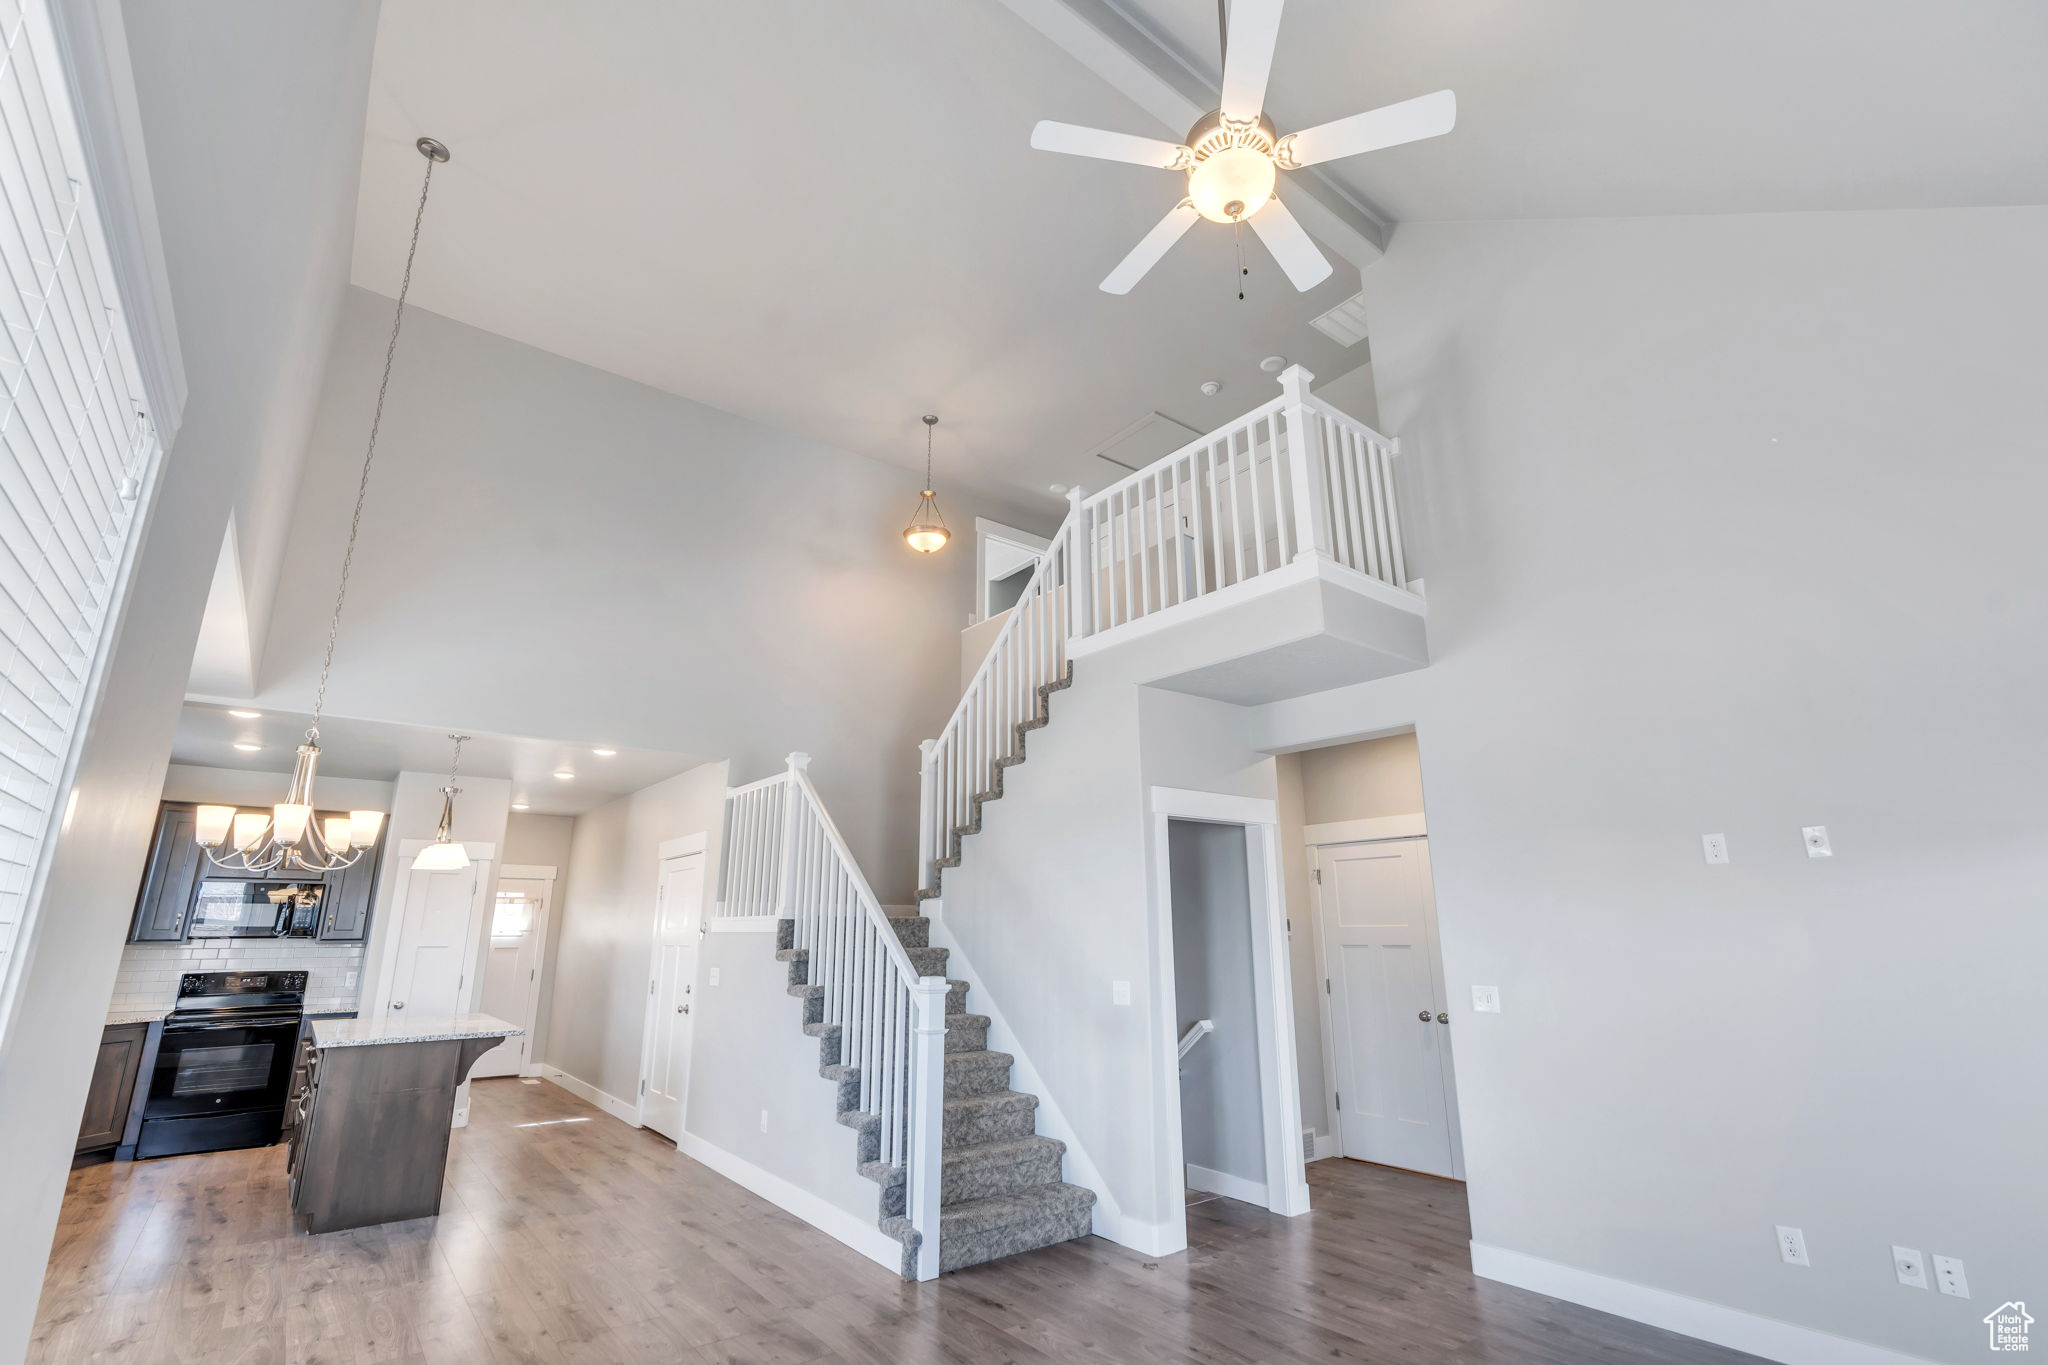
546,762,728,1104
1252,208,2048,1365
246,290,1055,902
0,4,376,1358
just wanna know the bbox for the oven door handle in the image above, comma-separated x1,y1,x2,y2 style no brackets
165,1017,302,1032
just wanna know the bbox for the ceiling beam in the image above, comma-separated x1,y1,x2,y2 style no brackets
994,0,1388,273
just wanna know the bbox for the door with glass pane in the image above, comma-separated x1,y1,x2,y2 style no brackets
472,871,553,1078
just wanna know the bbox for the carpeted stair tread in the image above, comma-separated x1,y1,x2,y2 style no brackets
943,1048,1014,1097
938,1182,1097,1238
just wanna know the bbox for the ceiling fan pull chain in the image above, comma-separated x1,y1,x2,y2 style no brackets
1235,219,1247,301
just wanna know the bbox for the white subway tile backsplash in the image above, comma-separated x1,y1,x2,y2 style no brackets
107,938,367,1019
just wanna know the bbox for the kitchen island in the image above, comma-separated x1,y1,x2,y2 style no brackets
288,1012,521,1234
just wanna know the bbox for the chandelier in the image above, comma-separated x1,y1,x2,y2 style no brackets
196,137,450,873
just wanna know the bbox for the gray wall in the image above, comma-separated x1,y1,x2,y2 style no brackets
249,290,1055,902
1297,732,1424,823
547,763,727,1103
1254,207,2048,1364
0,4,377,1357
1167,820,1266,1189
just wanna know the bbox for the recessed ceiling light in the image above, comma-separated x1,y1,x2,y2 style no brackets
511,803,529,811
1049,483,1069,495
227,709,262,719
553,770,574,780
592,748,617,757
233,743,262,752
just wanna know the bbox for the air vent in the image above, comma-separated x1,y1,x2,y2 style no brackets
1302,1127,1317,1162
1309,290,1372,347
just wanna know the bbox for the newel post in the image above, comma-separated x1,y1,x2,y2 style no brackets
908,976,950,1280
1278,364,1332,562
915,739,937,895
774,751,810,920
1065,485,1094,642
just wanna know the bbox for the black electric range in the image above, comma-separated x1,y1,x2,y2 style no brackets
135,971,307,1159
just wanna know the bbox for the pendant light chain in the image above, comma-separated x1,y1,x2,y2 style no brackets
308,153,439,742
923,415,935,493
445,733,467,789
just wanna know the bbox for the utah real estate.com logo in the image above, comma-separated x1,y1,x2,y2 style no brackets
1984,1301,2033,1353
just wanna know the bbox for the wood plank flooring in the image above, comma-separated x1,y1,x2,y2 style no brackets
31,1077,1767,1364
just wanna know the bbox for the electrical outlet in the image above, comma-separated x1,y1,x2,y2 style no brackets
1702,833,1729,864
1112,980,1132,1006
1802,826,1832,857
1933,1254,1969,1298
1892,1246,1927,1289
758,1109,769,1134
1776,1226,1810,1266
708,967,720,986
1471,985,1501,1013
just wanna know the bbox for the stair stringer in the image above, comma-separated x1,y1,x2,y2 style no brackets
919,899,1175,1256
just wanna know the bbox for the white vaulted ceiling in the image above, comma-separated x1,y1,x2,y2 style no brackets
350,1,1363,504
351,1,2048,499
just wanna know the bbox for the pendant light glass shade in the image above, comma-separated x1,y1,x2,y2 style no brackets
414,734,472,874
194,804,235,846
902,414,950,554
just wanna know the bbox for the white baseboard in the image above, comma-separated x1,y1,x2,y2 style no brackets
1186,1163,1269,1206
676,1130,903,1274
1469,1243,1941,1365
538,1066,643,1127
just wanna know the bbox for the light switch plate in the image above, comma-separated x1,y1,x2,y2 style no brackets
1892,1246,1927,1289
1802,826,1833,857
1112,980,1132,1006
1471,985,1501,1013
708,967,720,986
1702,833,1729,864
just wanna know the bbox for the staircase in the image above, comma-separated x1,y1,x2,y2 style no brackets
917,663,1073,901
774,911,1096,1275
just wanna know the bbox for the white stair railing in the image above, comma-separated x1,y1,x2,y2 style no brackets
916,507,1081,895
717,753,948,1280
915,366,1411,899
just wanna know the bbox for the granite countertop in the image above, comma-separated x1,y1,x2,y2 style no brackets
105,1010,164,1027
310,1012,522,1049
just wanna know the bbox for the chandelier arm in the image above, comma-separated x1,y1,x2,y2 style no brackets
309,153,439,739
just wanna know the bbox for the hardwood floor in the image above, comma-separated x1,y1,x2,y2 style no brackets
31,1077,1766,1364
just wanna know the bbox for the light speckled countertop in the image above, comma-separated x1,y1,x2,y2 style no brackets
310,1012,521,1049
105,1010,164,1027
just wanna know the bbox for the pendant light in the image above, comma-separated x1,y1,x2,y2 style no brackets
902,414,950,554
195,137,450,873
412,734,472,873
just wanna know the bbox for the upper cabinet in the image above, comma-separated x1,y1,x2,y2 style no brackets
129,801,386,945
130,806,204,942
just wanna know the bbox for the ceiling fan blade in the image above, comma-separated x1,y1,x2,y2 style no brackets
1030,121,1188,169
1218,0,1285,121
1279,89,1456,168
1101,201,1200,295
1248,198,1332,292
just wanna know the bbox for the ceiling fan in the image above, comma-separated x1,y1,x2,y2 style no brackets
1029,0,1455,295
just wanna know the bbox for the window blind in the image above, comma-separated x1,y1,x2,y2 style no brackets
0,0,160,1008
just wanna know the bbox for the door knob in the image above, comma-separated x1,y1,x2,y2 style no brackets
1436,1013,1449,1024
392,1001,405,1010
1417,1010,1432,1022
677,1004,689,1014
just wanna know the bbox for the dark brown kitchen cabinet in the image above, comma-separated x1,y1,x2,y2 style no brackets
316,852,375,942
76,1022,148,1155
128,800,385,944
129,805,203,941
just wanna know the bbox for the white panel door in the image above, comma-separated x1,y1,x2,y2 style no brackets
1314,838,1461,1178
389,854,488,1021
472,875,551,1078
642,851,705,1142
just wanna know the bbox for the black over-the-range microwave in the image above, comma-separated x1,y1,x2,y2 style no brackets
186,878,325,938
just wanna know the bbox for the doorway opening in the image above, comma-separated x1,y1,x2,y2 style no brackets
1281,729,1465,1182
472,865,557,1079
1150,787,1310,1254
